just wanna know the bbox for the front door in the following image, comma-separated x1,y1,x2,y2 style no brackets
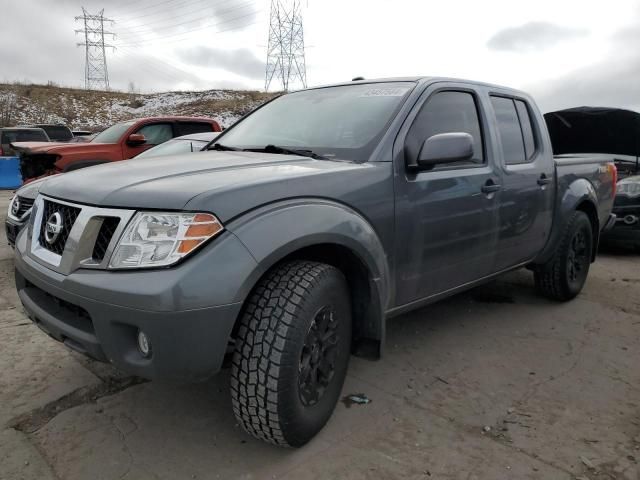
393,85,502,307
123,122,175,158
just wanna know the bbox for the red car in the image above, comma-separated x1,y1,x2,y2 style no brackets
12,116,221,183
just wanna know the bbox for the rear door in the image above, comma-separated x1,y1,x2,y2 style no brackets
490,94,555,270
393,83,502,306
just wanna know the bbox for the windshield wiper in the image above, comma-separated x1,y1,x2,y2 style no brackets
208,142,241,151
248,144,329,160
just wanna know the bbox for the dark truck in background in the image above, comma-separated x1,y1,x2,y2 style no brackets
14,77,616,447
545,107,639,247
0,127,50,156
23,124,74,142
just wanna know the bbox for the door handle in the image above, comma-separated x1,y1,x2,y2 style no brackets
537,175,552,186
481,180,502,194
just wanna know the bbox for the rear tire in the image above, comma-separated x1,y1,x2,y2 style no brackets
534,211,593,301
231,261,351,447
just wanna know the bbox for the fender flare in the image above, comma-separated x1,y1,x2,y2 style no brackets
226,198,391,356
534,178,600,265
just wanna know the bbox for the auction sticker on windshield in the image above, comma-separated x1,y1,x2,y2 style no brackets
360,86,411,97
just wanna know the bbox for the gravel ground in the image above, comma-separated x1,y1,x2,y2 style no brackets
0,189,638,480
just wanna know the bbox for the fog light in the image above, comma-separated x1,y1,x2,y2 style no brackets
137,330,151,357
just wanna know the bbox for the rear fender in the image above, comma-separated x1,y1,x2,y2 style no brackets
534,178,599,265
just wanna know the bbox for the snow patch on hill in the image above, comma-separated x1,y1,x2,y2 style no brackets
0,84,274,130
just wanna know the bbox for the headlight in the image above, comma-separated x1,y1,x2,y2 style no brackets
617,182,640,198
8,195,17,218
109,212,223,269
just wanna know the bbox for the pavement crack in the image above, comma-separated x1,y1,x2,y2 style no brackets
109,415,134,480
0,321,31,329
8,376,146,434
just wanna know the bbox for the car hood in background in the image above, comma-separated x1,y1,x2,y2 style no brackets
39,151,384,221
545,107,640,158
11,141,115,156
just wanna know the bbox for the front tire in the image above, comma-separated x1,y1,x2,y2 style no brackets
534,211,593,301
231,261,351,447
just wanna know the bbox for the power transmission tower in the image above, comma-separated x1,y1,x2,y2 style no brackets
265,0,307,92
75,8,115,91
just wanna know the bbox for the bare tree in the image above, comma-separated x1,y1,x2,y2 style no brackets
0,94,16,127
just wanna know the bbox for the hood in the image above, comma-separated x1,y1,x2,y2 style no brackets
39,151,381,221
15,175,54,199
11,141,114,156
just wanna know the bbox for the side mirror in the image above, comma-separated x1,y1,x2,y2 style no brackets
127,133,146,146
416,133,474,168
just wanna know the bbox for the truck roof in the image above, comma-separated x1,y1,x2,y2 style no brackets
123,116,221,123
308,76,529,96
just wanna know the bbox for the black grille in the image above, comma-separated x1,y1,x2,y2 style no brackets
39,200,81,255
92,217,120,262
14,196,34,218
24,279,94,335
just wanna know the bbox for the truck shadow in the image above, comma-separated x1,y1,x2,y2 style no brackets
35,269,579,479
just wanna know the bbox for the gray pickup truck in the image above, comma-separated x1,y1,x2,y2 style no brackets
13,77,617,447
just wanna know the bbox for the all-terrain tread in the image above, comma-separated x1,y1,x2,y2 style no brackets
535,210,590,301
230,260,337,446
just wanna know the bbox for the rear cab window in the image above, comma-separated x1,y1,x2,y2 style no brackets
491,95,537,165
42,126,73,142
176,122,214,136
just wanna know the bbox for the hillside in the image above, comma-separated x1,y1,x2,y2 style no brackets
0,83,277,130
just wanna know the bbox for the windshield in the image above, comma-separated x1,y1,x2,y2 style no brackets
41,126,73,142
136,139,208,159
92,121,135,144
218,82,414,161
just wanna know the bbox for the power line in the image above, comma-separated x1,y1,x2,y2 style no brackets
114,0,210,23
116,9,260,47
75,8,115,90
117,0,256,36
110,0,194,17
116,46,195,84
265,0,307,92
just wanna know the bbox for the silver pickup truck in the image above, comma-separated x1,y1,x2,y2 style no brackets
13,77,617,447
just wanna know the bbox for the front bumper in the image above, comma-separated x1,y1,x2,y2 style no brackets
601,208,640,245
14,230,258,382
602,213,617,232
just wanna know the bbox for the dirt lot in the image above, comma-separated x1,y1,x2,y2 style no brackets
1,190,639,480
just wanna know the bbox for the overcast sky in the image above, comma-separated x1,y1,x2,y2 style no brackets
1,0,639,112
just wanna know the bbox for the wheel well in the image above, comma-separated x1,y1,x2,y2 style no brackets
575,200,599,261
233,243,383,360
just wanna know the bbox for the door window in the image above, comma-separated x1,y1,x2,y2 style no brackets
491,96,537,164
136,123,173,145
515,100,536,160
406,91,485,167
